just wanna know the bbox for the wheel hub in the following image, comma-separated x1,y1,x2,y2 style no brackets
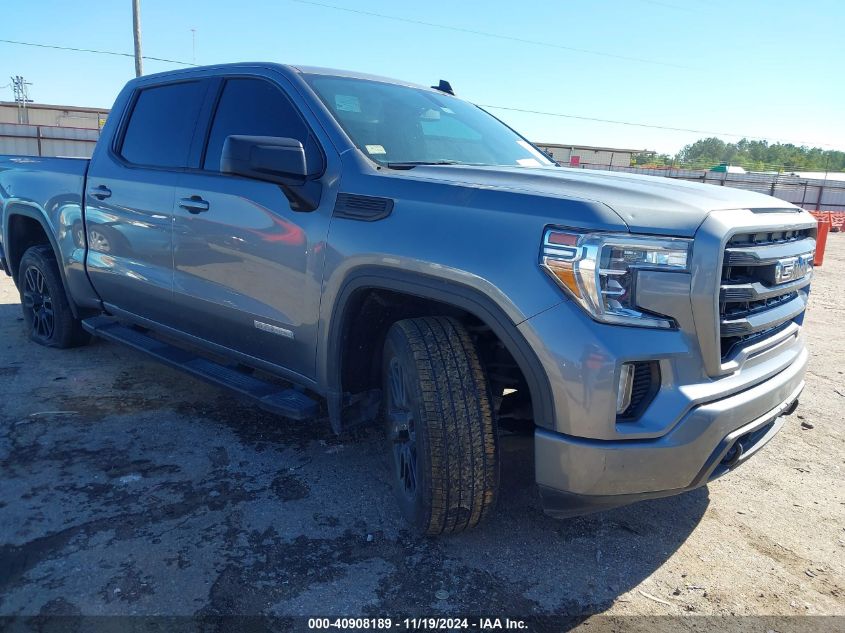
387,358,417,498
22,266,54,339
89,230,110,252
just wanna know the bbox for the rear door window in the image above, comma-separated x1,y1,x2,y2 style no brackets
120,81,207,168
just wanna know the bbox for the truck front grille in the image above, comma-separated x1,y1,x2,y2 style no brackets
719,229,814,359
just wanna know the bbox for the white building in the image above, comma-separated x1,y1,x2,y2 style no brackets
533,142,641,168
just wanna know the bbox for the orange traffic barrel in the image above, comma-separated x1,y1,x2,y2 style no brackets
815,215,830,267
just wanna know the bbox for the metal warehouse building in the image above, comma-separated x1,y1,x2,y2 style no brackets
534,142,640,167
0,102,109,158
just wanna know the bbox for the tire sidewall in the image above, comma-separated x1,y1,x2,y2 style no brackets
18,247,69,347
383,327,434,535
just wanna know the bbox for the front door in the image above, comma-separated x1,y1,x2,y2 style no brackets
172,76,332,380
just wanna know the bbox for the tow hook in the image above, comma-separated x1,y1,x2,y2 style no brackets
722,440,745,468
721,399,798,469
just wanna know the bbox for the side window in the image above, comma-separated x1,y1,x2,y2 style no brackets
203,78,321,172
120,81,206,168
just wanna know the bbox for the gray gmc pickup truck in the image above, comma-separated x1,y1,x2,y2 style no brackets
0,63,816,535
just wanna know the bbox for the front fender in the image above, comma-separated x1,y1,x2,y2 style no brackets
318,265,557,433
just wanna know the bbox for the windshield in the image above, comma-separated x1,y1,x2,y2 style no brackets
304,74,554,168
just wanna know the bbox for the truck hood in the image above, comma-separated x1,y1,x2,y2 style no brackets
396,164,800,237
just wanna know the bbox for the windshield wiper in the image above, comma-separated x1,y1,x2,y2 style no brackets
386,160,465,170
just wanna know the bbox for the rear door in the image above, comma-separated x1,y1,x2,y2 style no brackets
85,79,209,325
172,74,333,380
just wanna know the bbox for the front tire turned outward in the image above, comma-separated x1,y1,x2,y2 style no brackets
18,245,91,348
383,316,499,536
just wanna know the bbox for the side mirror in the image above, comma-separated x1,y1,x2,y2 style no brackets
221,135,308,186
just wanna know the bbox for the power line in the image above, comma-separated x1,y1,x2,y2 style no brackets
479,104,842,149
0,38,194,66
1,36,839,151
632,0,698,11
290,0,695,70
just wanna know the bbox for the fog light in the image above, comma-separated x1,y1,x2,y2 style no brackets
617,363,635,414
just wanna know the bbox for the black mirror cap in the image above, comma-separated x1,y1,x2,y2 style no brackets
221,135,308,186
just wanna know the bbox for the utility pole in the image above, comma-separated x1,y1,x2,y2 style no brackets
191,28,197,64
132,0,143,77
11,75,33,124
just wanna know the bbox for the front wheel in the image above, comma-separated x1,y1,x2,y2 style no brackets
383,316,499,536
18,245,91,348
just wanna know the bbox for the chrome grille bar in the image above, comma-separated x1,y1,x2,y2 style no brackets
720,272,812,302
720,293,808,338
724,237,816,266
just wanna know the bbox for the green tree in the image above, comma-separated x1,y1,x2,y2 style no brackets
675,137,845,172
631,152,673,167
677,137,728,168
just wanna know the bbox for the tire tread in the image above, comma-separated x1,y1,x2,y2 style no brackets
390,316,498,535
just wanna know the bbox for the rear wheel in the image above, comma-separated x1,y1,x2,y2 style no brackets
383,316,499,535
18,245,91,348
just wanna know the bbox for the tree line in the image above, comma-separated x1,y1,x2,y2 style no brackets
632,137,845,173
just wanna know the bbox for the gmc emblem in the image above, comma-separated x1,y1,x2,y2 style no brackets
774,254,812,284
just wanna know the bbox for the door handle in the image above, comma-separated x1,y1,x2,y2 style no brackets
179,196,210,214
90,185,112,200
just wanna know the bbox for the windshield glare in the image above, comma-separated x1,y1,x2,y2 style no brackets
304,75,553,168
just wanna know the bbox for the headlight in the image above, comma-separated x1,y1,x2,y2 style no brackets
541,229,691,329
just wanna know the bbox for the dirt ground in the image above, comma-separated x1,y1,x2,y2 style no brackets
0,236,843,629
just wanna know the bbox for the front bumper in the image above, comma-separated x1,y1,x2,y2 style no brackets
535,346,807,518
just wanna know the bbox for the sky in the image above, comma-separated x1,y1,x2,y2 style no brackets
2,0,843,155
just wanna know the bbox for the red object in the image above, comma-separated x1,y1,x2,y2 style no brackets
814,216,830,267
569,155,580,167
830,211,845,232
548,231,579,246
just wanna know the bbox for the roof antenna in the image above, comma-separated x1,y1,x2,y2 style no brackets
431,79,454,95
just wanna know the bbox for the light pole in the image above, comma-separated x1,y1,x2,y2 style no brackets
132,0,143,77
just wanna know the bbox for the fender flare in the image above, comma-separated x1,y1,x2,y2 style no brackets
324,267,555,433
3,204,81,318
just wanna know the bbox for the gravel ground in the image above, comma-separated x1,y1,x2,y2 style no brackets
0,236,843,629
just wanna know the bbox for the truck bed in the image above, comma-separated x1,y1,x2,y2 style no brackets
0,155,91,302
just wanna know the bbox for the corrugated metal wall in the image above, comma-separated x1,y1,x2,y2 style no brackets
0,103,107,129
0,123,99,158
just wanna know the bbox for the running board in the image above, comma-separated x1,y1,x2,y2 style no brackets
81,316,319,421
